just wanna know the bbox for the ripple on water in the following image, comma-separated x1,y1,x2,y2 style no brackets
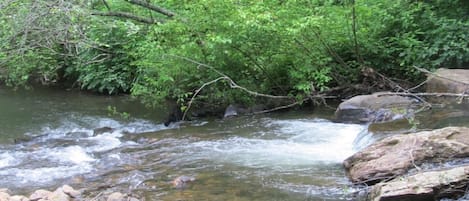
0,114,165,190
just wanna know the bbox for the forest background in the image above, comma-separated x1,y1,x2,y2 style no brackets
0,0,468,114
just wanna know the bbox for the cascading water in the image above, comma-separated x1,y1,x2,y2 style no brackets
0,87,375,200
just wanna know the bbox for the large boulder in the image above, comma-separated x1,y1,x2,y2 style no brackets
426,68,469,94
426,68,469,103
343,127,469,185
369,165,469,201
335,92,418,123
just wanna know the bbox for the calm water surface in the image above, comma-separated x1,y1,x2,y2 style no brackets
0,87,372,201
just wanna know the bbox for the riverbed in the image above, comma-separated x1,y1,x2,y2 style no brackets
0,87,376,200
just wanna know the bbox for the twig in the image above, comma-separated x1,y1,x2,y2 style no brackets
377,92,469,98
250,98,309,115
167,54,293,100
182,76,226,120
169,55,337,120
89,192,103,201
413,66,469,86
409,136,422,172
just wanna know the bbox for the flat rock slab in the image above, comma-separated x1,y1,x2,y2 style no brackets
343,127,469,185
335,92,417,123
369,165,469,201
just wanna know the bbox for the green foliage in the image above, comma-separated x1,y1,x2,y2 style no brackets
1,0,468,112
360,0,469,79
74,19,140,94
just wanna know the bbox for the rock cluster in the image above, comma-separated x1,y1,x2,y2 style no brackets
0,185,79,201
339,69,469,201
0,186,139,201
344,127,469,201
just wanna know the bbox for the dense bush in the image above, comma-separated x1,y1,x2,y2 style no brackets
0,0,467,111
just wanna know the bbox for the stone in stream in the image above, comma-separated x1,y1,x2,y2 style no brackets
335,92,419,124
343,127,469,185
93,127,114,136
172,175,196,189
369,165,469,201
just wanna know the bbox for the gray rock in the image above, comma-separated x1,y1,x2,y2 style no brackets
344,127,469,185
335,92,417,123
426,68,469,103
369,165,469,201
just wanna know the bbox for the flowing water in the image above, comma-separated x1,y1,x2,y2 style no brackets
0,87,373,200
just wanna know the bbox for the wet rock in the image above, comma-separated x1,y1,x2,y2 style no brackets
0,192,10,201
369,165,469,201
29,189,52,201
107,192,125,201
9,195,29,201
172,175,196,189
368,118,414,134
335,92,418,123
343,127,469,185
224,104,240,118
93,127,114,136
164,102,183,126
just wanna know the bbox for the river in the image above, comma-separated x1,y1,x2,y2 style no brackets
0,86,374,200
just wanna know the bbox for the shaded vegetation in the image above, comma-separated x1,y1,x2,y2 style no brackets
0,0,468,113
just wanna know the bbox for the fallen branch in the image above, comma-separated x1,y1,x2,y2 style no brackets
377,92,469,98
182,76,226,121
123,0,176,17
413,66,469,86
168,54,293,100
91,11,161,24
169,55,336,120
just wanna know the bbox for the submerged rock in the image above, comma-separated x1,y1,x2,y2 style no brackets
343,127,469,185
335,92,418,123
172,175,196,189
369,165,469,201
